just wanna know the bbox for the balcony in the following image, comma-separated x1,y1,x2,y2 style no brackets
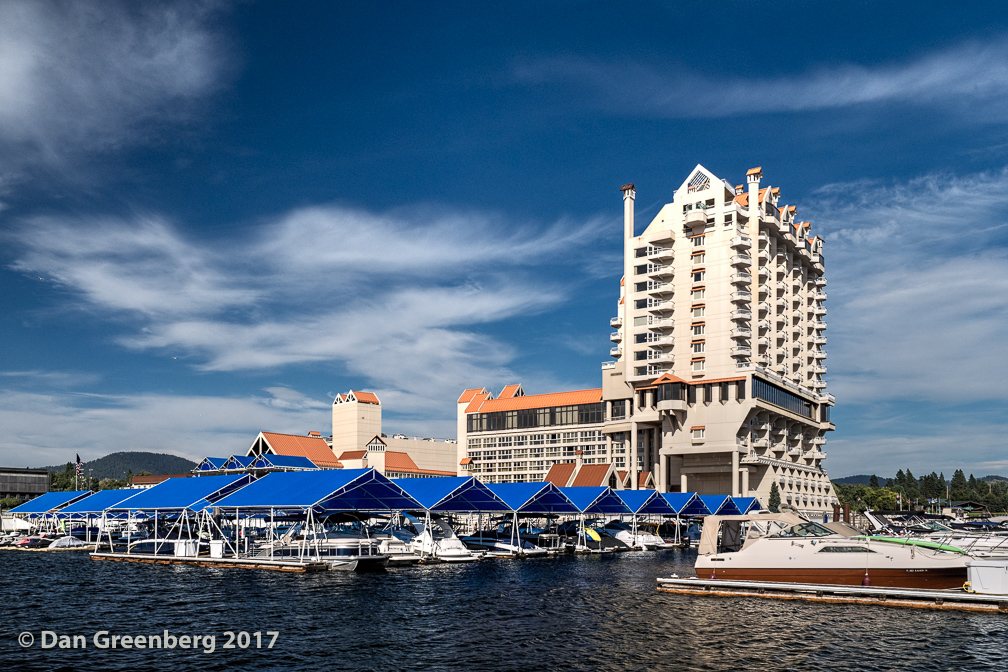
813,365,827,374
684,210,706,226
731,327,752,339
752,437,769,448
730,273,752,285
648,317,674,331
776,347,788,358
812,436,826,446
647,264,674,279
787,447,801,457
758,248,769,261
609,332,622,343
813,335,827,345
650,228,676,244
813,320,827,330
731,291,752,303
730,254,752,267
756,354,771,366
648,282,674,296
774,313,786,325
648,334,675,348
610,316,622,328
758,266,769,279
647,247,674,262
810,380,826,390
647,351,674,364
610,347,621,358
814,290,827,300
758,336,771,347
731,346,752,358
812,450,827,460
815,277,827,287
813,350,827,360
731,309,752,321
730,235,752,249
758,319,770,330
647,300,674,314
775,297,786,309
814,305,827,316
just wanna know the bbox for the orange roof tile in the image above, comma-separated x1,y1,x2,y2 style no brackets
465,391,492,414
499,384,522,399
338,450,367,461
472,388,602,413
350,390,380,405
734,193,748,207
617,470,628,485
383,451,419,472
261,431,342,468
308,431,321,437
620,183,635,192
457,388,487,404
651,372,688,385
459,457,472,465
690,426,705,430
389,467,458,476
638,471,653,488
334,393,346,403
746,166,763,177
544,462,576,488
571,463,612,487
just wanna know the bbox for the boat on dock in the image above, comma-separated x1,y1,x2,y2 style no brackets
695,513,969,589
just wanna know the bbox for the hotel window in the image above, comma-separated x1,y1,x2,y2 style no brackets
635,298,648,309
692,324,705,337
692,427,705,440
693,271,705,283
635,247,648,258
692,253,705,265
691,288,705,300
692,341,705,354
692,359,705,372
692,235,705,247
635,282,648,292
633,316,648,326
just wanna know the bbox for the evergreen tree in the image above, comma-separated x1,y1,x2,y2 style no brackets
768,482,781,513
869,474,879,488
951,469,968,499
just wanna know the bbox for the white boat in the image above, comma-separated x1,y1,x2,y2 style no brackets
694,513,969,589
406,514,482,562
603,520,669,550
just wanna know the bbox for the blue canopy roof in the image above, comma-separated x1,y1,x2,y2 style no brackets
732,496,761,514
560,487,631,514
615,489,678,515
699,495,741,516
223,455,256,470
213,469,420,513
392,477,510,512
8,490,91,515
250,454,317,470
109,474,252,512
661,492,708,516
486,482,579,513
194,457,228,472
56,489,141,516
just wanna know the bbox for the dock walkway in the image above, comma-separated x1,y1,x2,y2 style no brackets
90,552,328,572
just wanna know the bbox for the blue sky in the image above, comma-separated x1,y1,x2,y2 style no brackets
1,1,1006,478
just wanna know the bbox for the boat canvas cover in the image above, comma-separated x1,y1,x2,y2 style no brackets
615,489,677,515
661,492,708,516
560,487,630,514
732,496,762,514
213,469,420,513
108,474,252,512
194,457,229,472
55,489,142,517
8,490,92,515
699,495,742,516
487,482,579,514
250,454,318,470
392,477,510,512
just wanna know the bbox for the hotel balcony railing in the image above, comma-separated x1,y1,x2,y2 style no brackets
647,264,674,278
736,360,753,370
758,248,769,261
813,350,827,359
731,291,752,303
813,365,827,374
648,335,675,347
601,360,616,370
731,346,752,358
730,235,752,249
684,210,706,227
648,282,675,296
814,306,827,316
758,319,771,330
758,266,769,278
730,254,752,267
609,332,622,343
814,335,827,345
647,351,674,363
814,290,827,300
815,277,827,287
775,298,786,308
812,436,826,445
730,273,752,285
648,317,674,330
813,320,827,329
756,354,771,366
787,447,801,456
731,327,752,339
647,300,674,313
610,346,621,358
731,309,752,321
647,248,674,262
610,316,622,328
813,450,827,460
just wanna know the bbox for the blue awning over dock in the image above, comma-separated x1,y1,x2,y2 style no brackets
661,492,708,516
615,489,678,515
194,457,229,472
249,454,318,470
560,487,631,514
699,495,741,516
732,496,761,514
213,469,420,513
109,474,252,512
222,455,256,470
392,476,510,512
486,482,579,514
8,490,92,516
56,489,142,517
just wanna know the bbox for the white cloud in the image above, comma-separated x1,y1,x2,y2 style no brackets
512,37,1008,118
0,0,228,167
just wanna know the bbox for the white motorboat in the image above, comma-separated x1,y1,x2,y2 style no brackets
406,514,482,562
603,520,669,550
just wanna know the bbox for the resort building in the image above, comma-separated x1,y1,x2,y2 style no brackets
459,165,837,516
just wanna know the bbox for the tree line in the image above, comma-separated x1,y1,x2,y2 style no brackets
834,468,1008,514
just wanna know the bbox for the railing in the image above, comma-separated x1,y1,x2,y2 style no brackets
732,291,752,302
601,360,616,370
731,346,752,357
731,328,752,338
609,332,622,342
813,321,827,329
609,347,621,357
730,254,752,266
731,273,752,284
610,316,622,328
731,309,752,320
730,236,752,248
815,277,827,286
736,361,753,369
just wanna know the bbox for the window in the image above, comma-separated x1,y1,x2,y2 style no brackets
692,253,705,265
635,282,647,292
693,271,705,283
691,288,705,300
720,381,730,402
692,427,705,440
635,264,647,275
633,316,648,326
704,384,712,403
692,306,705,318
692,323,705,337
692,235,705,247
692,341,705,354
635,298,648,309
635,247,648,258
692,359,705,372
635,350,648,361
687,385,697,403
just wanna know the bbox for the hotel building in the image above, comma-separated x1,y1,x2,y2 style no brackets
459,165,837,515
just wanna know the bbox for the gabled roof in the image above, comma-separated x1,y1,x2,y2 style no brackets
338,450,367,461
383,451,457,477
464,390,493,414
8,490,91,515
746,166,763,177
392,476,510,512
459,457,472,465
544,462,576,488
258,431,342,468
467,388,602,414
213,469,420,513
651,372,688,385
571,463,613,487
616,489,676,515
110,474,253,512
349,390,380,405
560,486,629,514
499,384,524,399
457,388,488,404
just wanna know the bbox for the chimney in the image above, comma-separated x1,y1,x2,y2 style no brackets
620,183,635,379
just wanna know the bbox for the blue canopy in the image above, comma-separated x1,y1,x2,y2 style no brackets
615,489,678,515
56,489,141,517
732,496,761,514
661,492,708,516
486,482,579,514
109,474,252,512
560,487,631,514
392,477,510,512
213,469,420,513
250,454,317,470
699,495,741,516
223,455,256,470
8,491,91,515
194,457,228,472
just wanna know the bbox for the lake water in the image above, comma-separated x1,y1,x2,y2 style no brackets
3,548,1007,671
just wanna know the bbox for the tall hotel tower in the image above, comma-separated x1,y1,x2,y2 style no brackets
459,165,837,515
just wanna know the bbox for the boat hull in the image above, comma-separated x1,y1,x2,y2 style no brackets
697,566,967,589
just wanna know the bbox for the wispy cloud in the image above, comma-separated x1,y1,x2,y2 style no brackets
0,0,229,168
512,37,1008,118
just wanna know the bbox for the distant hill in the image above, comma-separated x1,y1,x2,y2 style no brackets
831,474,879,485
41,451,197,480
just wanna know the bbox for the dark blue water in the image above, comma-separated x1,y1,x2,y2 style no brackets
3,548,1007,671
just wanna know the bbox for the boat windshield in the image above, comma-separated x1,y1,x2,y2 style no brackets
771,521,834,538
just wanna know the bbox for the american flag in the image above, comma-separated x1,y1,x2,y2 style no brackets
75,454,83,479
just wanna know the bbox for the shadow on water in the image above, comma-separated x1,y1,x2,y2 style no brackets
3,548,1007,671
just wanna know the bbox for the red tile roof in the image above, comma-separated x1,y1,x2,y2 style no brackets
459,457,472,466
544,462,576,488
638,471,652,488
457,388,487,404
620,183,634,192
746,166,763,177
383,451,456,476
350,390,380,405
499,384,522,399
308,431,321,437
571,464,612,487
261,431,343,468
338,450,367,461
464,391,493,414
470,388,602,413
651,372,688,385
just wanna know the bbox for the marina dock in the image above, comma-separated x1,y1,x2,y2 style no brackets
657,576,1008,613
90,552,328,572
